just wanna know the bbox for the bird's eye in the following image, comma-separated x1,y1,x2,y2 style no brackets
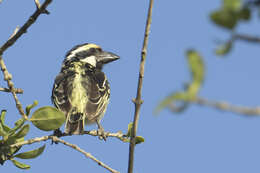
88,48,97,54
88,48,102,54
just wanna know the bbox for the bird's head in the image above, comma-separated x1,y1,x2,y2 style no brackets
63,43,120,70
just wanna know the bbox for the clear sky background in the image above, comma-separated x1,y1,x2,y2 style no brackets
1,0,260,172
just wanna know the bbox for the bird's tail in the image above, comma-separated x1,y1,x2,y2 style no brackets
65,113,84,135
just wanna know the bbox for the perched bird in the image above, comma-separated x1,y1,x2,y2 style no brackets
51,43,119,139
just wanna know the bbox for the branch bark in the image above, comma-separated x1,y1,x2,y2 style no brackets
0,0,52,120
168,96,260,116
10,135,119,173
0,0,52,55
0,87,23,94
194,97,260,116
10,130,128,148
127,1,154,173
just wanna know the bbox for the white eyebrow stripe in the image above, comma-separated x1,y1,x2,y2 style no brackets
66,46,88,60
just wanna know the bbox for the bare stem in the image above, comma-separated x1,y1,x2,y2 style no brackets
52,137,120,173
232,33,260,43
10,135,119,173
10,130,128,148
168,96,260,116
0,55,27,120
127,1,154,173
0,87,23,94
0,0,52,119
194,97,260,116
0,0,52,55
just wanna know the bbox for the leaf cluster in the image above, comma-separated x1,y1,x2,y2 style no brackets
0,101,65,169
210,0,251,56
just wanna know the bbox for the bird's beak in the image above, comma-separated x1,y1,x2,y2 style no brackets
96,51,120,64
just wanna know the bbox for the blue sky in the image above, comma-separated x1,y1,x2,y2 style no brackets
1,0,260,172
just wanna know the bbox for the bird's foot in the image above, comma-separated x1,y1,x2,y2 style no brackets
96,121,107,141
51,129,63,144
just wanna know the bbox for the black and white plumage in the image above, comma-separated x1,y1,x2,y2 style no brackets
51,43,119,137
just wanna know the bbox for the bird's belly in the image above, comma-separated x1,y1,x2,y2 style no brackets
70,73,87,113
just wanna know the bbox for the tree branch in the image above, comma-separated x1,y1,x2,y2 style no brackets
0,87,23,94
0,55,27,120
232,33,260,43
0,0,52,119
10,130,129,148
0,0,52,55
10,135,119,173
52,137,120,173
168,96,260,116
127,1,154,173
194,97,260,116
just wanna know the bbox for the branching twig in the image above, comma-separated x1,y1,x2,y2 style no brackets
10,135,119,173
34,0,50,14
0,0,52,55
0,87,23,94
127,1,154,173
10,130,128,148
0,0,52,119
0,55,27,120
52,137,120,173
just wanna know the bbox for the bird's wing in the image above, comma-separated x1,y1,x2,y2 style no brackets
84,70,110,124
51,71,75,114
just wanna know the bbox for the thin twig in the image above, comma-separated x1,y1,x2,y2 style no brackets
168,96,260,116
232,33,260,43
0,55,27,120
34,0,50,14
34,0,41,9
52,137,120,173
10,130,128,148
194,97,260,115
0,0,52,55
127,1,154,173
8,26,20,40
10,135,119,173
0,0,52,119
0,87,23,94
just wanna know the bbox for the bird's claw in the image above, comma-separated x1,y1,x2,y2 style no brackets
97,127,107,141
52,129,63,144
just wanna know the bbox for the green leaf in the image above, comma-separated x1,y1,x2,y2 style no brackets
215,41,233,56
126,122,133,137
135,136,145,145
26,100,38,116
0,124,5,137
14,144,45,159
223,0,241,11
237,7,251,21
210,9,237,29
9,138,24,155
12,124,30,138
30,106,65,131
7,118,26,136
186,50,204,85
154,92,189,114
11,159,30,169
0,110,11,133
186,50,204,97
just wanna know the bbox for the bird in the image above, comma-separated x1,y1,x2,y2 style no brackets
51,43,119,139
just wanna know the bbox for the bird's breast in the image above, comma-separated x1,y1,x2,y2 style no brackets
70,72,88,113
